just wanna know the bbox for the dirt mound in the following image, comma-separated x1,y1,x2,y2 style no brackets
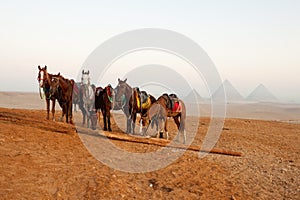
0,108,299,199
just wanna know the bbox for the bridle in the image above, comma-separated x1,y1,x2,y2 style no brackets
37,70,46,99
114,83,128,111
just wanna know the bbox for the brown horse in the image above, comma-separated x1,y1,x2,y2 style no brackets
37,65,62,120
49,74,74,123
95,84,114,131
147,93,186,143
114,78,156,135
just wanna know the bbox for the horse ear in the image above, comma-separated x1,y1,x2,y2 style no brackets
87,70,90,74
124,78,127,82
118,78,120,82
45,65,47,70
82,70,84,74
38,65,41,70
58,72,60,76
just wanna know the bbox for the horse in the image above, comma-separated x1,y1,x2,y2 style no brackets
95,84,114,131
147,93,186,143
72,82,81,112
37,65,62,121
79,70,95,128
114,78,156,135
49,74,74,124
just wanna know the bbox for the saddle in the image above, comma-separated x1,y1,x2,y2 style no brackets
134,88,151,110
106,85,113,103
162,93,181,112
95,85,113,103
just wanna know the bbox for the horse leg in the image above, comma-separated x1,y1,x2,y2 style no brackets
74,103,77,112
69,101,73,124
65,103,69,123
164,118,169,140
173,116,181,142
126,117,131,133
102,109,107,131
46,99,50,120
87,114,90,128
179,115,186,144
107,108,112,132
131,112,137,134
97,110,101,125
51,99,56,121
83,111,86,126
60,105,65,122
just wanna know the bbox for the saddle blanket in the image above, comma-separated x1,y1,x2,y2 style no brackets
172,101,181,112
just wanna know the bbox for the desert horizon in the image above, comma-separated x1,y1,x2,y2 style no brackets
1,91,299,122
1,95,299,199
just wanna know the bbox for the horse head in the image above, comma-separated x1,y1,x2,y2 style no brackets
114,78,129,109
37,65,48,88
81,69,90,85
49,74,61,97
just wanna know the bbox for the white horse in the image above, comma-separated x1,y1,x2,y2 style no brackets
79,70,95,128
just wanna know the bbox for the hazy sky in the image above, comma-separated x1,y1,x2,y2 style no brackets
0,0,299,102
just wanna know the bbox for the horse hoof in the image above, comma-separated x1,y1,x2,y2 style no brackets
108,129,112,132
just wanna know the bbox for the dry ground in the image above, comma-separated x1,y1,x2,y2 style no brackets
0,107,299,199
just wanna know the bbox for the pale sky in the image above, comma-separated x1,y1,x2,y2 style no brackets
0,0,299,102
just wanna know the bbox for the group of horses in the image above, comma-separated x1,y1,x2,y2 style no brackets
37,66,187,143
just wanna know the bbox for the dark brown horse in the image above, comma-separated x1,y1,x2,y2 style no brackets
95,84,114,131
147,93,186,143
114,78,156,135
49,74,74,123
37,65,62,120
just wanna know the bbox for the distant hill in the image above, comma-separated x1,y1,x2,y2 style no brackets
183,89,203,103
212,80,244,102
246,84,278,102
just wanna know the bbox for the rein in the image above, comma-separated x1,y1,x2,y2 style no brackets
39,85,44,99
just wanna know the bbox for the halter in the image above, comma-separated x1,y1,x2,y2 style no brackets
106,85,114,103
81,71,90,85
115,82,130,109
38,69,46,99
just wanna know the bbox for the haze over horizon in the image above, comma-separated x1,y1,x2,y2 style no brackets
0,0,299,103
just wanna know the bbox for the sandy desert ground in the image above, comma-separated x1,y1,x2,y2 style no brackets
0,92,300,199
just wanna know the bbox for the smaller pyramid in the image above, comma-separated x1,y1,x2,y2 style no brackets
246,84,278,102
184,89,203,103
212,80,244,102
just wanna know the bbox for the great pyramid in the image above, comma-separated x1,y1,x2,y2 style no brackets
246,84,278,102
184,89,203,103
212,80,244,102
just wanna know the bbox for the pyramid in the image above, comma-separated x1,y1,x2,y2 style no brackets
212,80,244,102
184,89,203,103
246,84,278,102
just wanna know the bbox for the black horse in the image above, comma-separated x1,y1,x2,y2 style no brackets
95,85,114,131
